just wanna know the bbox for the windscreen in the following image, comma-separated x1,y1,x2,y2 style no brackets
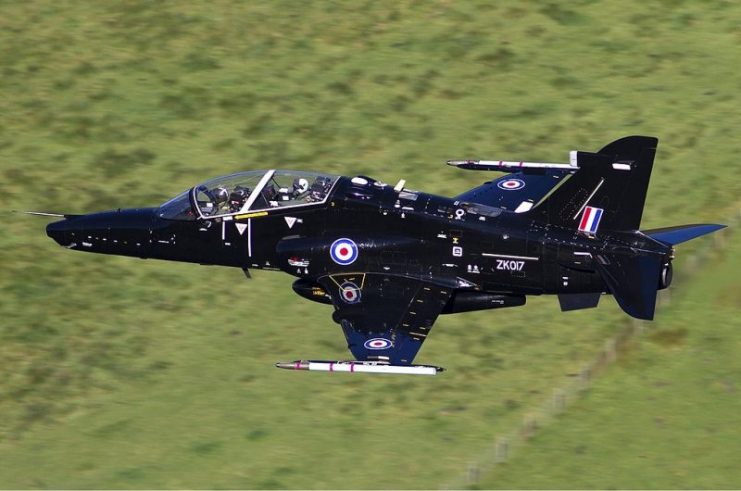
159,170,340,220
158,190,195,221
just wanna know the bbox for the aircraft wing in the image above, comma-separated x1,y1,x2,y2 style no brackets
454,169,568,212
316,273,453,365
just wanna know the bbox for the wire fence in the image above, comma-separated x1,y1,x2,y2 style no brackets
443,204,740,490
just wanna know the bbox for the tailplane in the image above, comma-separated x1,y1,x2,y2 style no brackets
643,223,726,246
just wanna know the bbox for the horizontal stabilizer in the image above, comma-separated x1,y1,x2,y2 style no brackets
558,293,601,312
643,223,726,246
593,252,663,320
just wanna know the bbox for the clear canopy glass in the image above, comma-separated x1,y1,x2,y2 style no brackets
158,170,339,220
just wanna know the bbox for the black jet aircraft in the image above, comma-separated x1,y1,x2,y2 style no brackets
41,136,725,375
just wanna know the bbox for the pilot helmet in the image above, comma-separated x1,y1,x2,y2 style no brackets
231,186,250,199
229,187,250,211
293,178,309,194
213,186,229,204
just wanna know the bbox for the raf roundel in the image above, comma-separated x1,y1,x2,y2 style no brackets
497,178,526,191
330,238,358,266
339,281,361,304
364,338,392,350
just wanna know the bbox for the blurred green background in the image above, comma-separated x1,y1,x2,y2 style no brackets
1,1,739,488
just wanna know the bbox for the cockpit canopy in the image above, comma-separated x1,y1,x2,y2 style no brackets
158,170,339,221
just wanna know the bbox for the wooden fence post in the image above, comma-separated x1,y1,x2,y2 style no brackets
604,338,616,363
495,438,509,463
467,465,479,486
553,388,566,412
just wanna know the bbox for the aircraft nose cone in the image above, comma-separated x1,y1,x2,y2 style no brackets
46,219,72,246
46,208,156,255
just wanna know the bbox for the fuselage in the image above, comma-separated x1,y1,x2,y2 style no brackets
46,172,673,307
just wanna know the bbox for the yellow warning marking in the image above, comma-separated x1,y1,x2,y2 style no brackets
328,273,366,289
235,211,268,220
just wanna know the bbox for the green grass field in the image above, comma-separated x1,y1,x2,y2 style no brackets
1,1,740,488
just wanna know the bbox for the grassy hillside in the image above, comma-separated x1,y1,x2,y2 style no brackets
1,1,739,488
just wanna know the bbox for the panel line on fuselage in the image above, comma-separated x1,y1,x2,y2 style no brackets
481,253,540,261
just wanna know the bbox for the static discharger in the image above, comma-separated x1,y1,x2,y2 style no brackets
275,360,444,375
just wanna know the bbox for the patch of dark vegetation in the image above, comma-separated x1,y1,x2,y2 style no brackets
73,61,97,76
219,91,258,116
84,187,120,211
242,114,272,138
257,478,285,489
93,419,132,437
115,466,146,482
190,440,223,455
326,81,354,96
504,399,521,411
440,88,463,100
60,116,97,140
211,138,235,151
390,94,411,112
53,78,76,91
514,102,557,119
245,428,268,441
149,360,172,371
274,466,295,476
439,404,468,415
159,93,195,119
550,75,581,89
182,52,221,72
24,402,51,423
411,69,439,97
648,328,688,348
93,148,156,178
8,321,59,344
26,364,54,385
255,141,292,164
539,3,587,25
477,47,516,70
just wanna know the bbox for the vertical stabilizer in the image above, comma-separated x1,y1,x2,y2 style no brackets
538,136,658,232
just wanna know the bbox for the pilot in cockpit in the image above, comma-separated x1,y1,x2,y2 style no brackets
213,186,229,212
229,186,251,213
292,178,309,198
